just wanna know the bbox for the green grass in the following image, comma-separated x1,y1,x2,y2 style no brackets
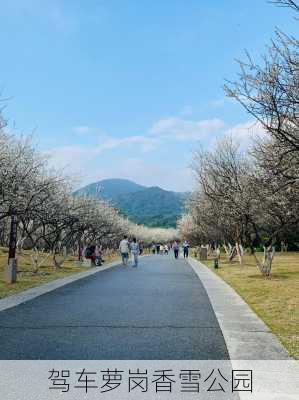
195,251,299,359
0,247,120,299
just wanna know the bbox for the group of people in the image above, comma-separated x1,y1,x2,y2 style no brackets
118,236,191,268
119,235,141,267
173,241,190,259
84,238,190,268
151,243,169,255
151,241,190,259
83,244,104,266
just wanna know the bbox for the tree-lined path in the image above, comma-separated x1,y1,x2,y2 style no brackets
0,256,229,359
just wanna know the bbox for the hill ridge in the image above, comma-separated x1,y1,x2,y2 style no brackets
74,178,188,228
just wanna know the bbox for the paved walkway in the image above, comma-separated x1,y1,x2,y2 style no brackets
0,255,289,360
0,255,229,359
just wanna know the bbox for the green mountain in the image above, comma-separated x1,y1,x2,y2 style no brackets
74,178,145,202
74,179,188,228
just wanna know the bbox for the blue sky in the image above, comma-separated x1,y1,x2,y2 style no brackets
0,0,297,191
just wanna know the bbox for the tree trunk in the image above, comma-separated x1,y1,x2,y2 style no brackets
252,246,275,277
206,244,211,256
236,242,244,266
281,241,288,253
223,243,230,257
30,248,51,273
16,237,26,253
226,243,237,263
52,247,67,268
78,240,82,261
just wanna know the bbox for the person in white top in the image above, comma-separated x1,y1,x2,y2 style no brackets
119,235,130,266
183,241,190,258
164,244,169,255
130,237,140,267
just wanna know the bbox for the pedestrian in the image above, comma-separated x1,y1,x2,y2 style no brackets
130,237,140,267
156,243,160,254
152,244,156,254
85,244,96,265
139,241,143,255
173,241,179,259
183,240,190,258
119,235,130,266
94,245,102,266
164,244,169,255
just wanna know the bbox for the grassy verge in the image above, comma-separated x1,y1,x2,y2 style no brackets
0,247,120,300
193,251,299,359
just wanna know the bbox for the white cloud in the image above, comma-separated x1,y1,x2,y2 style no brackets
94,135,159,153
73,125,93,135
50,119,265,171
204,120,267,150
46,134,160,175
45,118,267,192
45,145,90,171
209,97,236,108
148,116,268,151
224,121,266,146
149,117,227,141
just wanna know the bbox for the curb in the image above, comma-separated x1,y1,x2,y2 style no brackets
187,257,289,360
0,259,121,313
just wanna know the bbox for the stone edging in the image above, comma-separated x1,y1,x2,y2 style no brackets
187,257,289,360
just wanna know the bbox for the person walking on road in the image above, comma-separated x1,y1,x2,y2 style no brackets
183,241,190,258
130,237,140,267
173,241,179,259
139,241,143,255
119,235,130,266
151,244,156,254
164,244,169,255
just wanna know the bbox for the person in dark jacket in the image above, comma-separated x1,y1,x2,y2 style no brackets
183,241,190,258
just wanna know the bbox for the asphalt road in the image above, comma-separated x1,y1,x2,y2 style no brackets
0,255,229,359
